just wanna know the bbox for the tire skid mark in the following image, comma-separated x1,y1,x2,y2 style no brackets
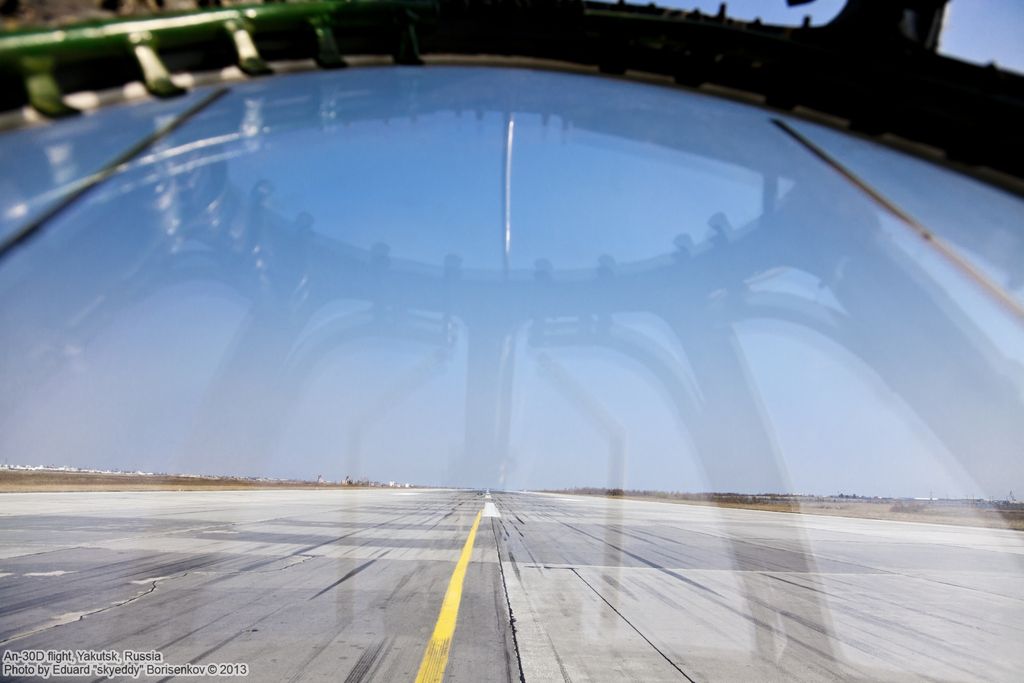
755,574,1003,677
548,503,873,678
797,572,1012,636
234,509,422,572
558,521,722,598
384,566,417,604
296,496,478,678
308,560,378,600
154,603,295,683
745,587,989,680
342,637,392,683
159,498,467,676
507,551,522,582
598,571,638,601
0,553,222,619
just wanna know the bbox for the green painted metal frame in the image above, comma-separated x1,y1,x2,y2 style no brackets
1,0,1023,188
0,1,434,115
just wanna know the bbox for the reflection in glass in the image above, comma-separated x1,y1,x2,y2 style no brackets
2,65,1024,683
0,90,212,244
1,66,1022,498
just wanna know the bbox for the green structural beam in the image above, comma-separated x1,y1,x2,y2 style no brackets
0,1,436,114
0,0,1022,187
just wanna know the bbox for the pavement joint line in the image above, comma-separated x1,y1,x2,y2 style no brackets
570,567,698,683
490,516,526,683
414,508,483,683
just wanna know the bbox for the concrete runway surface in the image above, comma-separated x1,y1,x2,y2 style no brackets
1,489,1022,682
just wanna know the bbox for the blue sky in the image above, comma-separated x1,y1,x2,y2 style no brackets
0,65,1022,498
940,0,1024,72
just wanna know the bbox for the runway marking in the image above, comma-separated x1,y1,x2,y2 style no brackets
415,509,482,683
483,502,501,518
24,570,74,577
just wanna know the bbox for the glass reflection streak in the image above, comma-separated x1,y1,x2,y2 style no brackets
0,90,212,244
0,67,1022,502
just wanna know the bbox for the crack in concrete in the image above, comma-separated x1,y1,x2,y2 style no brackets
0,573,177,645
492,517,526,683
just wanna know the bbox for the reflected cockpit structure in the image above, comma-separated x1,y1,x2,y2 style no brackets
1,67,1022,500
3,64,1024,678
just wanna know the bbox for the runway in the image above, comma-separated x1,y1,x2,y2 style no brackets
1,490,1022,682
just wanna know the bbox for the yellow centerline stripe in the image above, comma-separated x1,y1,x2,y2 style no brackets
414,509,483,683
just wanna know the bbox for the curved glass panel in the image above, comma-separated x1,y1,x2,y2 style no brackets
0,90,214,245
782,116,1024,306
0,67,1022,682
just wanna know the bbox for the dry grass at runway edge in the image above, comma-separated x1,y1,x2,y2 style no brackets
0,469,388,492
546,489,1024,531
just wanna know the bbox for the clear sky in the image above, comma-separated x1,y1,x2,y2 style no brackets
940,0,1024,73
1,66,1022,499
652,0,845,25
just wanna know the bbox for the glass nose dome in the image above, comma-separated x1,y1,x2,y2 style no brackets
1,65,1023,497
